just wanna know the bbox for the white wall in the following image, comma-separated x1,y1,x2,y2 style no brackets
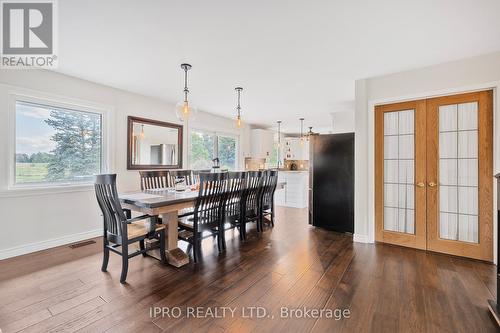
0,69,250,259
330,111,355,134
354,52,500,261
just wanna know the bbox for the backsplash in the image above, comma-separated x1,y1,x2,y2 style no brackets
282,159,309,171
244,157,266,171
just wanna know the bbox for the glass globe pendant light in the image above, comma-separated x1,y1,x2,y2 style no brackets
175,63,198,122
235,87,243,128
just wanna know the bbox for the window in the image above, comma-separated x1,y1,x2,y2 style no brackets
189,129,238,170
218,135,237,170
14,100,103,185
189,130,215,169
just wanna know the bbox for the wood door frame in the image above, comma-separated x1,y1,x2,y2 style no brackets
426,90,493,261
375,100,427,250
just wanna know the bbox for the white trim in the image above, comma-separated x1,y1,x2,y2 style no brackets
0,228,102,260
0,183,94,198
366,81,500,264
353,233,371,243
3,84,115,192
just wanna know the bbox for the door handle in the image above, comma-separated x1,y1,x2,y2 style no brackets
416,182,425,188
428,182,437,187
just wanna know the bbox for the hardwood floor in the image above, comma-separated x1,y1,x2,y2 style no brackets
0,207,497,332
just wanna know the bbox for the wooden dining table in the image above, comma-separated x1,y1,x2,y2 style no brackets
119,188,199,267
119,181,285,267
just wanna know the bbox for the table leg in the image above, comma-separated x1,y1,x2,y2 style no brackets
161,211,189,267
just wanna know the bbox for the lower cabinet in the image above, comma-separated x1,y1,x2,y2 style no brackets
275,171,308,208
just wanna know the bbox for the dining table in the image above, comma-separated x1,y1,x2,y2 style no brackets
119,188,199,267
118,181,285,267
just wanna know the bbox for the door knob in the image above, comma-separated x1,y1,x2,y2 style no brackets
428,182,437,187
416,182,425,188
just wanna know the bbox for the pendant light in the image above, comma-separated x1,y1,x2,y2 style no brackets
175,63,198,122
277,120,282,168
306,126,314,141
235,87,243,128
140,124,145,139
299,118,305,146
277,120,282,147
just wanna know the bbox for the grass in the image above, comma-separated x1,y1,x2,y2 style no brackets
16,163,49,183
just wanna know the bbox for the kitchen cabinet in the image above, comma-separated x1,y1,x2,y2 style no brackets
284,138,309,160
250,129,274,160
275,171,308,208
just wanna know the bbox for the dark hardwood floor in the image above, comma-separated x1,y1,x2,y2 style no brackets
0,207,497,332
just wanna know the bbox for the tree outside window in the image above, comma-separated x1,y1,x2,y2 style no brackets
15,101,102,184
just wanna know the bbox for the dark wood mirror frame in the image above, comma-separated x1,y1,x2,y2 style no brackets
127,116,183,170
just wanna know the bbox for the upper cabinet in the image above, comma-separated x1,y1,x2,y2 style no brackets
250,129,274,159
284,137,309,160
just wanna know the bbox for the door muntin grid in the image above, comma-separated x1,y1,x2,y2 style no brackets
383,110,415,234
438,102,479,243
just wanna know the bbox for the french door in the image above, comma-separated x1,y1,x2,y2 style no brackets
375,91,493,261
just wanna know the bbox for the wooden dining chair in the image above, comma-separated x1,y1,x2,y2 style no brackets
139,170,171,190
260,170,278,228
222,171,247,244
177,172,228,263
242,171,265,233
94,174,167,283
192,169,211,184
169,169,195,187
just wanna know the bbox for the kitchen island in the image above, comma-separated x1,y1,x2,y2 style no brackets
275,170,309,208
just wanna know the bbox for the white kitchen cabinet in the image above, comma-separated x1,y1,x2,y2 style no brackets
284,138,309,160
250,129,274,159
275,171,308,208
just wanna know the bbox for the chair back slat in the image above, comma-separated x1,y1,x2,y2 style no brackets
169,170,194,186
261,170,278,208
244,171,264,215
94,174,127,236
194,172,228,231
139,170,171,190
225,171,246,219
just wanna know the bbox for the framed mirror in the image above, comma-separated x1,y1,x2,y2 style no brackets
127,116,183,170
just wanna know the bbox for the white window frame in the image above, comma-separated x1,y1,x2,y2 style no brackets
6,89,113,193
188,128,239,170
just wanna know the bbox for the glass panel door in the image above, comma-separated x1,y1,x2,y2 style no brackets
426,91,493,261
375,100,427,250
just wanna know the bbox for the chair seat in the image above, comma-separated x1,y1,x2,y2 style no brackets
178,216,219,231
178,216,194,229
127,221,165,239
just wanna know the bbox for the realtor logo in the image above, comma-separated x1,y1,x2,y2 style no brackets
1,0,57,68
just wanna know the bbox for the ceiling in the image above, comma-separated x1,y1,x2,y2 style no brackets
55,0,500,133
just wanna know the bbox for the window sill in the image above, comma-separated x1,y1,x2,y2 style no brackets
0,183,95,198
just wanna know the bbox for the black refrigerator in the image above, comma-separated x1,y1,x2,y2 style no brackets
309,133,354,233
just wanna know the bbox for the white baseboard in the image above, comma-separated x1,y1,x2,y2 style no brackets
353,233,372,243
0,229,102,260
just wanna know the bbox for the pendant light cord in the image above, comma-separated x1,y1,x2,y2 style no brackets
183,67,189,103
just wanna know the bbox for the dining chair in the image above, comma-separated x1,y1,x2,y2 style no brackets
242,170,264,233
94,174,167,283
260,170,278,228
192,169,211,184
222,171,247,244
139,170,171,190
169,169,195,187
177,172,228,263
